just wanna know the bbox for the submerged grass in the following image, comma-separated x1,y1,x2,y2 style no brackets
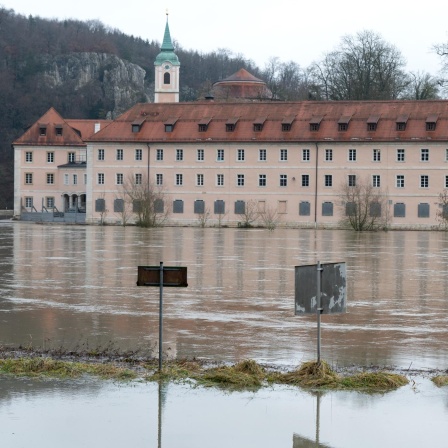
432,375,448,387
0,357,137,380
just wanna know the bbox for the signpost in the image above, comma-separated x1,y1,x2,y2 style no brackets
295,262,346,363
137,263,188,371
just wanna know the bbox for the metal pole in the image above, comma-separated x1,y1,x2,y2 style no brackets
159,261,164,371
317,261,323,364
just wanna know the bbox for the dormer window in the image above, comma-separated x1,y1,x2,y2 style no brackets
426,114,438,131
367,115,380,132
338,116,351,132
39,127,47,136
55,126,63,136
253,117,266,132
281,116,295,132
164,117,178,133
132,117,146,133
198,117,212,132
396,114,409,131
226,117,238,132
309,116,323,132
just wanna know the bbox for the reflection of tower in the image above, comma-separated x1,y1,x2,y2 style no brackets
154,13,180,103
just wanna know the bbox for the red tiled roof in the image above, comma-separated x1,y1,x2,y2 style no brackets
87,100,448,143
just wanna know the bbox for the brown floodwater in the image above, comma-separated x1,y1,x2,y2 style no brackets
1,222,448,447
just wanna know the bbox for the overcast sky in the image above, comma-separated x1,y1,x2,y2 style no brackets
2,0,448,75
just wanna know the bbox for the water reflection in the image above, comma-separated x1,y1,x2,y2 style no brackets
1,223,448,368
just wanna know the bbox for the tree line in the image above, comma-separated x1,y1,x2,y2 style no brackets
1,6,447,208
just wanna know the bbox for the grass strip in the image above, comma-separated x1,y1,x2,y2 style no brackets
0,357,137,380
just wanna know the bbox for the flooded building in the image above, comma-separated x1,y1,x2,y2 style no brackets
13,19,448,229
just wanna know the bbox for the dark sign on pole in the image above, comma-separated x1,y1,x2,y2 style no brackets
294,262,347,315
137,266,188,287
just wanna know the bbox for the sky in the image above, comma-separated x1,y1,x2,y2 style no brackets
2,0,448,76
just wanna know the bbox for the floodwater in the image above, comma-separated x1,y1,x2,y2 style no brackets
1,222,448,447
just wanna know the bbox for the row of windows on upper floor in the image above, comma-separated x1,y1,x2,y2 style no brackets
25,151,85,164
90,147,448,163
131,116,440,134
94,196,447,221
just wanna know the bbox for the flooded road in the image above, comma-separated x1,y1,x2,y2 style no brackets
1,222,448,447
1,222,447,369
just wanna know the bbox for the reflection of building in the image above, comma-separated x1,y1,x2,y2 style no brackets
13,18,448,229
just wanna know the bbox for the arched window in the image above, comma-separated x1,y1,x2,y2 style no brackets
164,72,170,84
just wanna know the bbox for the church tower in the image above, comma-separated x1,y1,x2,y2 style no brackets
154,14,180,103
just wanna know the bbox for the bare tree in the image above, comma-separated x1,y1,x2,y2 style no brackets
311,30,408,100
197,208,210,228
119,174,169,227
259,205,280,230
338,176,390,231
237,199,259,228
400,71,441,99
435,189,448,230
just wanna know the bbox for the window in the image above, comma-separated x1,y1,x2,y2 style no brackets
95,198,105,212
154,199,164,213
338,123,348,132
310,123,319,132
302,149,310,161
396,175,405,188
197,174,204,186
25,197,33,208
197,149,204,161
370,202,381,217
68,152,75,163
348,174,356,187
299,201,310,216
173,200,184,214
156,174,163,186
280,149,288,161
25,152,33,162
397,149,405,162
280,174,287,187
302,174,309,187
217,149,224,161
98,149,104,161
98,173,104,185
372,175,381,188
282,123,291,132
367,123,377,131
135,149,142,161
259,174,266,187
217,174,224,186
46,197,54,208
176,149,183,161
420,175,429,188
194,200,205,214
73,174,78,185
135,173,142,185
394,203,406,217
56,126,63,136
114,199,124,213
235,200,245,215
116,173,123,185
325,149,333,161
237,174,245,186
237,149,245,161
421,148,429,162
226,123,235,132
373,149,381,162
348,149,357,161
324,175,333,187
25,173,33,184
47,152,54,163
259,149,266,161
198,124,207,132
396,122,406,131
176,174,183,186
322,202,334,216
445,175,448,189
418,203,430,218
64,174,69,185
346,202,357,216
39,127,46,136
253,123,263,132
164,72,170,84
165,124,173,133
156,149,164,161
116,149,123,161
445,149,448,162
46,173,54,184
214,200,225,214
84,174,87,185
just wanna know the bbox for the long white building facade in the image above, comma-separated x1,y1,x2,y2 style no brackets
13,20,448,229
